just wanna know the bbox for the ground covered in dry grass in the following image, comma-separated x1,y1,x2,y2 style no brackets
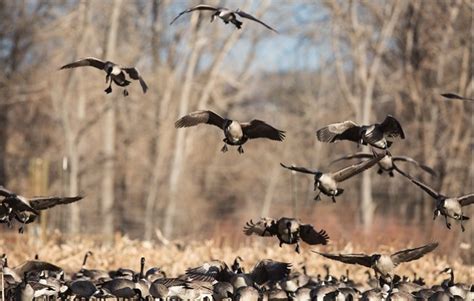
1,233,472,286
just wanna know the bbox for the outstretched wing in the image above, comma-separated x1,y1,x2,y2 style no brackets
241,120,285,141
251,259,291,285
235,9,278,32
313,251,373,268
300,225,329,245
408,176,441,200
170,4,220,25
380,115,405,139
243,217,276,236
185,260,230,282
29,196,83,211
0,186,14,198
280,163,320,175
14,260,63,276
174,110,225,129
392,156,436,176
329,152,374,166
316,120,360,143
391,243,438,266
458,194,474,207
331,154,383,182
123,67,148,93
441,93,474,101
60,57,106,70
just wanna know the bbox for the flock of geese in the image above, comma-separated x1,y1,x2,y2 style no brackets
0,3,473,301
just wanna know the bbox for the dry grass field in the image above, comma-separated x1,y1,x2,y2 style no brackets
1,231,472,287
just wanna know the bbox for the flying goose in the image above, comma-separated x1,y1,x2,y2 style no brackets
330,152,436,177
313,242,438,279
280,153,383,202
243,217,329,253
175,110,285,154
170,4,277,32
60,57,148,96
316,115,405,150
441,93,474,101
0,186,83,233
396,170,474,231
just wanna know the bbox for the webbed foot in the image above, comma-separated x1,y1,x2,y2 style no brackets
105,86,112,94
377,169,383,175
123,89,129,97
221,144,228,153
331,196,337,203
237,146,244,154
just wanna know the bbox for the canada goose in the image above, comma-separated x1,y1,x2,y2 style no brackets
149,278,188,299
60,57,148,96
73,251,110,282
316,115,405,149
68,279,98,299
213,281,234,300
0,186,83,233
330,152,436,177
234,286,260,301
313,243,438,279
280,153,383,202
175,110,285,154
231,256,245,274
170,4,277,32
441,93,474,101
396,170,474,232
99,278,142,299
243,217,329,253
264,288,288,300
439,267,470,299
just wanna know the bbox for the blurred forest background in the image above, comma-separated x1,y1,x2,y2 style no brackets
0,0,472,264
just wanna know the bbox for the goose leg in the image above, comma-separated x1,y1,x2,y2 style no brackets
460,219,465,232
123,89,129,97
444,215,451,229
221,144,228,153
295,243,300,254
388,171,394,177
104,83,112,94
433,210,439,220
314,191,321,201
237,145,244,154
331,195,337,203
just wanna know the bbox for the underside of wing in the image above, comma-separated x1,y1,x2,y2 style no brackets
391,242,438,265
313,252,373,267
241,120,285,141
243,217,276,237
380,115,405,139
235,9,277,32
300,225,329,245
329,152,373,166
280,163,320,175
174,110,225,129
332,154,383,182
458,194,474,207
29,196,83,210
392,156,437,176
60,57,106,70
251,259,291,285
123,68,148,93
316,121,360,143
170,5,220,25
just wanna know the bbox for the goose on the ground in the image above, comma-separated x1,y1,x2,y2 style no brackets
313,242,438,280
170,4,277,32
330,152,436,177
60,57,148,96
243,217,329,253
396,170,473,232
316,115,405,150
280,153,383,202
175,110,285,154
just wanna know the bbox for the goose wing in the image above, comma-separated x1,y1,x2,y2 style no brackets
0,186,14,197
380,115,405,139
329,152,374,166
185,260,231,282
313,252,373,268
390,243,438,266
3,196,39,215
170,4,220,25
392,156,436,176
441,93,474,101
300,225,329,245
235,9,278,32
123,67,148,93
29,196,83,210
331,154,383,182
458,194,474,207
60,57,106,70
280,163,320,175
407,176,441,200
241,120,285,141
243,217,276,237
251,259,291,285
316,120,361,143
14,260,63,276
175,110,225,129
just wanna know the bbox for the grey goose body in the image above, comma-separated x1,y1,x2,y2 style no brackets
280,153,383,202
60,57,148,96
396,170,474,231
330,152,436,177
170,4,277,32
243,217,329,253
175,110,285,154
317,115,405,150
314,242,438,279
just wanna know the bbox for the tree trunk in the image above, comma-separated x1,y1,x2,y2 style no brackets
101,0,123,239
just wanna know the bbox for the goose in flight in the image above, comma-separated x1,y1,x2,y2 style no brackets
314,242,438,279
60,57,148,96
317,115,405,150
170,4,277,32
0,186,83,233
330,152,436,178
175,110,285,154
280,153,383,202
243,217,329,253
396,170,474,232
441,93,473,101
